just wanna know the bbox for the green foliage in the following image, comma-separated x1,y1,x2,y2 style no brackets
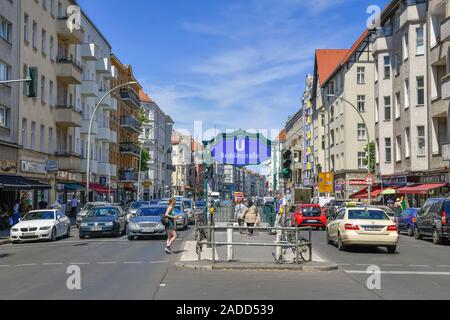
362,142,376,174
140,148,150,172
139,108,149,125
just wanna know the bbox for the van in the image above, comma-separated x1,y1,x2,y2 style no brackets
414,198,450,244
312,197,335,207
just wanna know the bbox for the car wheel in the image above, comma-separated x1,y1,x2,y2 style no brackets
51,227,57,242
127,235,135,241
12,241,20,244
387,246,397,254
65,224,71,238
433,228,443,245
407,226,414,237
337,234,346,251
79,234,86,239
413,226,422,240
326,231,333,245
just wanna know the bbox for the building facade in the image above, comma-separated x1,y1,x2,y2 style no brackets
172,130,193,197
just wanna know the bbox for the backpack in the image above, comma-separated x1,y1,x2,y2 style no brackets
160,214,168,226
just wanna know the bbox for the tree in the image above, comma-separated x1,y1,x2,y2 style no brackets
363,142,376,174
139,107,148,125
140,148,150,172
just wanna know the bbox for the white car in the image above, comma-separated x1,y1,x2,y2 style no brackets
10,209,71,243
326,205,399,253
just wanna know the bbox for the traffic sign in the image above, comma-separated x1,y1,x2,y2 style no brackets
318,172,334,193
365,174,375,185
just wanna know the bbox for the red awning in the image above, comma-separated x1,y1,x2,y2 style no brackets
350,186,383,199
396,183,447,195
84,183,110,194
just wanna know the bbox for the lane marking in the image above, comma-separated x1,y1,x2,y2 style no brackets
356,264,371,266
123,261,143,264
383,264,403,267
42,263,64,266
149,261,169,264
0,265,11,267
436,265,450,268
17,263,36,267
98,262,117,265
69,262,90,265
345,270,450,276
409,265,430,268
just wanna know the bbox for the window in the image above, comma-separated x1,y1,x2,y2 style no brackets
0,106,8,128
321,113,325,126
41,75,45,103
417,126,426,156
32,21,37,49
416,26,424,55
395,92,401,119
375,98,379,123
50,36,54,61
58,2,62,18
24,14,29,43
376,139,380,164
357,95,366,112
395,52,401,75
40,125,45,153
357,123,366,141
385,138,392,163
31,122,36,150
23,64,28,96
384,96,391,121
330,106,334,122
328,81,335,95
375,60,379,82
341,125,344,143
384,55,391,79
42,0,47,11
0,16,12,42
321,135,325,150
22,118,28,147
41,29,47,55
403,32,409,61
0,61,11,81
330,130,335,147
405,127,410,158
48,127,53,154
396,136,402,162
50,0,55,17
417,76,425,106
49,80,54,106
357,67,365,84
358,152,366,169
404,79,410,109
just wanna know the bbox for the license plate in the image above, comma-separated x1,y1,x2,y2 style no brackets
142,228,155,233
90,226,102,231
23,232,35,236
306,220,319,223
365,227,381,231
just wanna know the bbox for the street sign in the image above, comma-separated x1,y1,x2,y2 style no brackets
318,172,334,193
204,129,272,167
365,174,375,185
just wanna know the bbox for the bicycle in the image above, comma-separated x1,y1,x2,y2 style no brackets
272,229,311,264
195,212,208,254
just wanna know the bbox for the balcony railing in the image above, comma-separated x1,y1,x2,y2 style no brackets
56,17,84,44
442,74,450,100
56,58,82,85
120,115,141,133
80,43,97,61
55,152,82,171
120,88,141,108
119,171,138,182
81,80,98,97
54,105,83,127
441,16,450,43
119,142,140,157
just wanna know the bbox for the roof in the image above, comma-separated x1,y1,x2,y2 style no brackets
276,129,287,142
139,90,154,103
315,49,349,85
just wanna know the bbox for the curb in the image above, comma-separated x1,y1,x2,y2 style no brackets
0,238,11,246
175,261,338,272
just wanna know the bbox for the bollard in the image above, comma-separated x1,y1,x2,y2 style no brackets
275,230,282,261
227,225,233,261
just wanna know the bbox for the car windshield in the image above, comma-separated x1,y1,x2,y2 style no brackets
335,201,348,207
82,203,104,210
183,200,192,208
130,201,148,209
158,202,182,211
22,211,55,221
301,207,322,217
87,207,117,217
138,207,165,217
348,210,390,220
149,200,160,205
195,201,206,207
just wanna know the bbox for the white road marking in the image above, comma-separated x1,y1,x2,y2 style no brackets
98,262,118,265
17,263,36,267
436,265,450,268
345,270,450,276
383,264,403,267
69,262,90,265
42,263,64,266
0,265,11,267
123,261,143,264
409,265,430,267
149,261,169,264
356,264,371,266
160,284,167,287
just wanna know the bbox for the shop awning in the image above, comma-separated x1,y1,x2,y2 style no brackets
63,183,86,191
87,183,110,194
350,186,383,199
0,174,51,190
396,183,447,195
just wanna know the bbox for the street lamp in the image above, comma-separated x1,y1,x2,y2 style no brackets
327,94,372,203
86,81,138,202
137,122,173,201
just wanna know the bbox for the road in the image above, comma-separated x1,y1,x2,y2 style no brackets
1,227,450,299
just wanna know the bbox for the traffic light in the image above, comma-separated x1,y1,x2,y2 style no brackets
27,67,38,98
282,149,292,179
204,164,214,179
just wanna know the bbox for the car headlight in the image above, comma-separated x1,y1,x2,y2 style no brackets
129,223,140,229
80,223,88,227
177,216,184,220
105,222,114,226
39,226,52,231
11,228,18,232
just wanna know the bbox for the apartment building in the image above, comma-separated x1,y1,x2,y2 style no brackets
110,54,142,203
268,129,286,194
284,108,303,194
172,130,193,197
321,31,376,199
0,0,20,178
139,90,173,200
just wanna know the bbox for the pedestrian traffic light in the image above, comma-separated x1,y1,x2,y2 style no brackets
282,149,292,179
27,67,38,98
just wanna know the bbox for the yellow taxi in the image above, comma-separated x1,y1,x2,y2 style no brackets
326,205,399,254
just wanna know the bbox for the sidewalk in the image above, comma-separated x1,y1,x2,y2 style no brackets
176,224,337,271
0,228,10,245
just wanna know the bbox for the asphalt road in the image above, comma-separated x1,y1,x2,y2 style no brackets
1,227,450,299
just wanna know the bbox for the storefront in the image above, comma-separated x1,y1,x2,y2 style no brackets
397,183,448,208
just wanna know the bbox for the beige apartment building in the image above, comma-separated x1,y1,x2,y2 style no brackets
284,108,303,193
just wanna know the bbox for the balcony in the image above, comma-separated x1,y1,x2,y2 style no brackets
0,83,12,107
110,131,118,144
104,65,117,80
442,16,450,42
81,43,97,61
96,57,110,74
119,142,140,157
81,80,98,97
81,159,98,173
56,58,82,85
442,142,450,160
55,152,82,171
372,27,393,53
110,164,117,177
96,127,111,141
430,40,448,66
97,163,111,176
120,88,141,109
120,116,141,133
80,120,99,135
56,17,84,44
109,97,118,112
399,0,427,29
442,74,450,100
96,90,113,109
119,171,138,182
54,105,83,127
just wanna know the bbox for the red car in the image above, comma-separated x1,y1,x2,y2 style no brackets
292,204,327,230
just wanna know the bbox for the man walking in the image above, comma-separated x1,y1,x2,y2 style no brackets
234,198,247,233
70,195,78,222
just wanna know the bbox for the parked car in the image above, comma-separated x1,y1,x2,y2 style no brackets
414,198,450,244
158,200,188,230
312,196,335,207
376,205,399,222
326,206,399,253
79,206,127,239
397,208,420,236
326,199,353,219
127,205,167,240
10,210,71,243
126,201,151,221
76,202,108,228
182,198,195,224
292,204,327,230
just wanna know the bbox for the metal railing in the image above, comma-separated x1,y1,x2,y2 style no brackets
195,224,313,264
213,205,268,223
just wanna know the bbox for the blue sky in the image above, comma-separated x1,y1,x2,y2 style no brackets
78,0,389,142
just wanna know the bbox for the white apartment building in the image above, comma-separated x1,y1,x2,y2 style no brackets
172,130,192,197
